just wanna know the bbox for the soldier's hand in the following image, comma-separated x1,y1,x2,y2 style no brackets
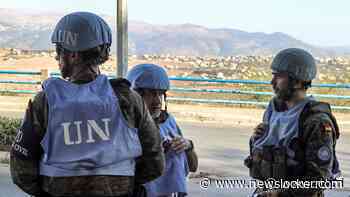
170,136,191,154
253,123,267,139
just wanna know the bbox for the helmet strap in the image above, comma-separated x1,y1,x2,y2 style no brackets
164,92,168,112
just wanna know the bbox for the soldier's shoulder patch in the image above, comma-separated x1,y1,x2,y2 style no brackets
317,146,331,162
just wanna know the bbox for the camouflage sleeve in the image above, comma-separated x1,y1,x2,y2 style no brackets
249,123,268,152
303,113,336,179
10,92,46,195
110,79,165,184
133,93,165,184
285,113,337,196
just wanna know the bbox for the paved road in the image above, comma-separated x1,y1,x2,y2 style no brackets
180,121,350,196
1,167,349,197
1,121,349,196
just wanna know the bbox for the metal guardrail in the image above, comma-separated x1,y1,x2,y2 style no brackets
0,70,43,94
53,73,350,89
0,80,40,85
0,70,41,75
171,87,350,100
168,97,350,110
168,97,268,107
169,76,350,89
0,90,37,94
1,70,350,110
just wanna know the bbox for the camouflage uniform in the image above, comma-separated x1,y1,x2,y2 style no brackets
10,78,165,197
245,98,340,197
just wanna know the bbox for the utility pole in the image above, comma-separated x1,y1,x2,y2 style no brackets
116,0,128,77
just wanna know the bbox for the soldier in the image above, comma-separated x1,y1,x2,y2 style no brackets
244,48,341,197
127,64,198,197
10,12,164,197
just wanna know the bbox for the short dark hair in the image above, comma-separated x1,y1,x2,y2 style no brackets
302,81,312,90
56,44,110,67
287,74,312,91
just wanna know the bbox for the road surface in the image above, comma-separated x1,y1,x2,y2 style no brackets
1,121,349,197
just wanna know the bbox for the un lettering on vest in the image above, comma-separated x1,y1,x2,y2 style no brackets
62,118,111,145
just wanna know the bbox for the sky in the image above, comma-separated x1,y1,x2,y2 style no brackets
2,0,350,47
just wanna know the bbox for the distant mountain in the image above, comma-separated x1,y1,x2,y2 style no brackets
327,46,350,56
128,22,332,56
0,8,347,57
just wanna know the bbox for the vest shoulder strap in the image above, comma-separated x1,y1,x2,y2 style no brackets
298,100,340,147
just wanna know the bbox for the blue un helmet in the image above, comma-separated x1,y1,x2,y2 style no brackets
126,64,170,91
51,12,112,52
271,48,317,81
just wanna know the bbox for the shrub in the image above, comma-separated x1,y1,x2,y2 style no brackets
0,116,21,150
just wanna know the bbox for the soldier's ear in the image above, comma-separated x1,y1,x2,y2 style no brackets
293,80,305,90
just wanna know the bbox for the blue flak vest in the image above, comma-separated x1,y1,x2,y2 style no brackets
40,75,142,177
144,114,189,197
253,98,311,151
253,97,340,179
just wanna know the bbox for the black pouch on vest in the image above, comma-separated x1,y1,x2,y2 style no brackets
261,146,273,179
272,147,287,179
249,149,263,180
